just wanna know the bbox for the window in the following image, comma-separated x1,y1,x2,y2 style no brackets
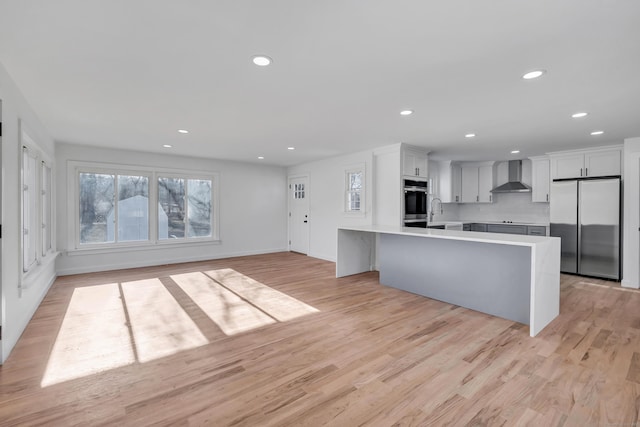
158,177,212,239
73,162,217,250
42,162,53,256
22,146,39,272
79,172,151,244
345,166,365,214
293,183,305,199
20,125,55,276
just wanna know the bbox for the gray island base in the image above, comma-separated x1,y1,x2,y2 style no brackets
337,225,561,337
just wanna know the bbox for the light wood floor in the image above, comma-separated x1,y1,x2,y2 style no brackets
1,252,639,426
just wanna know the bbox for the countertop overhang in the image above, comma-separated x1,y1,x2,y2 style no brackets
338,224,558,247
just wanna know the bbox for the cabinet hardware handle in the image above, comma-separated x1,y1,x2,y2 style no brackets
476,195,479,202
580,168,583,176
489,195,492,202
546,194,549,202
585,167,588,176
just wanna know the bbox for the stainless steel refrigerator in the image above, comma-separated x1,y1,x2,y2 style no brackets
550,177,621,280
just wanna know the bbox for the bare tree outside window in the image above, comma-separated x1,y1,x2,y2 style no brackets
346,171,362,211
79,173,115,244
158,177,186,238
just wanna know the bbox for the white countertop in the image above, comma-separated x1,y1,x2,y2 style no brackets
460,220,550,227
339,224,558,247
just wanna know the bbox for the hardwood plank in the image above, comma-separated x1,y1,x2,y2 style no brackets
1,252,640,425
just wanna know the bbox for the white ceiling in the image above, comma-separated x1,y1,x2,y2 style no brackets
1,1,639,166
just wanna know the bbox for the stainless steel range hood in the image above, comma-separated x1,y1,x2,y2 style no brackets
491,160,532,193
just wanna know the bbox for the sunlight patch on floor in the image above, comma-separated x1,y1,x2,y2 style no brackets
121,278,209,363
205,268,319,321
41,283,135,387
41,269,319,387
170,272,277,335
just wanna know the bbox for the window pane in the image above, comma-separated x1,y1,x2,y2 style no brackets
80,173,115,244
42,164,52,255
117,175,149,242
187,179,212,238
23,151,36,271
158,177,185,239
346,171,362,212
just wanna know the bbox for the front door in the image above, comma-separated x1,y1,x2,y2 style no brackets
288,176,309,254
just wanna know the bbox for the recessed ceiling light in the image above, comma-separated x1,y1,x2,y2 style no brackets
465,133,476,138
511,150,520,154
258,156,264,160
287,147,295,150
400,110,413,116
590,130,604,136
522,70,546,80
252,55,272,66
572,112,588,118
163,144,172,148
178,129,189,134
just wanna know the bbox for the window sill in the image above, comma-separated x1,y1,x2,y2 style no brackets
22,251,60,290
343,211,367,218
67,239,222,256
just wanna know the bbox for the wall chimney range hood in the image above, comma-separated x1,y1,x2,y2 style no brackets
491,160,532,193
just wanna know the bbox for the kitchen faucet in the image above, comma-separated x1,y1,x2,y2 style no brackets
430,197,443,222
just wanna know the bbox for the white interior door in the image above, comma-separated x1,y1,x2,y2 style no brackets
288,176,309,254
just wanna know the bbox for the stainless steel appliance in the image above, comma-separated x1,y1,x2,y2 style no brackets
550,177,621,280
403,179,428,228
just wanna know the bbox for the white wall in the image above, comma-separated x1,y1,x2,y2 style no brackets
56,143,288,274
623,137,640,288
0,62,57,363
287,149,374,262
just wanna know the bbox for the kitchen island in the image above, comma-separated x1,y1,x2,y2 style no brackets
337,225,561,337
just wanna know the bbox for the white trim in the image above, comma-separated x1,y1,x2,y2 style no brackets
344,163,366,217
19,120,56,296
57,247,288,276
287,174,309,254
67,160,219,252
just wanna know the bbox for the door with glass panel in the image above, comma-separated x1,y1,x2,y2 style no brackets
288,176,309,254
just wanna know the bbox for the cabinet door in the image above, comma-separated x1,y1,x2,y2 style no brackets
477,165,493,203
451,164,462,203
584,150,621,177
416,155,428,178
531,158,550,203
487,224,528,235
460,167,478,203
551,154,584,179
402,151,417,176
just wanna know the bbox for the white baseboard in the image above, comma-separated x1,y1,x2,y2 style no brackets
56,247,289,276
621,279,639,289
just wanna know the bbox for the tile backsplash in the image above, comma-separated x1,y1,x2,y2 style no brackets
430,192,550,224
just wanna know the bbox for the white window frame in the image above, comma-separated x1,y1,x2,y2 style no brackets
344,164,365,216
68,161,220,253
20,122,56,286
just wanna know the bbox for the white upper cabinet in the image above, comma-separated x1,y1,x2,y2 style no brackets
584,149,622,177
530,156,550,203
434,160,461,203
478,164,493,203
402,146,428,178
460,162,494,203
550,146,622,179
